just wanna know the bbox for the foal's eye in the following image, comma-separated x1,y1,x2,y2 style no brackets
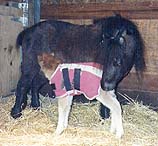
113,58,121,67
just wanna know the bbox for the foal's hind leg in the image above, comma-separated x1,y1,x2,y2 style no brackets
96,88,124,138
55,95,73,135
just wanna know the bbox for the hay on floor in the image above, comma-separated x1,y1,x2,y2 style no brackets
0,95,158,146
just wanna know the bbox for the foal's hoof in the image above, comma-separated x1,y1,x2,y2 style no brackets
54,128,64,136
110,127,124,139
116,128,124,139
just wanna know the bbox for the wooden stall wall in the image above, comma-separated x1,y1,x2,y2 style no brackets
0,5,23,97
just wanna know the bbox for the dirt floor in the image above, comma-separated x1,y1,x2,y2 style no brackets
0,95,158,146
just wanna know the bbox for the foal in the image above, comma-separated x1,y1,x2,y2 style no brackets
38,53,124,138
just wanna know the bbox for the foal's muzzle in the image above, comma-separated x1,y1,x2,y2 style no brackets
100,80,116,91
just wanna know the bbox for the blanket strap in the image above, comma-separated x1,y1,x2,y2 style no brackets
62,68,81,92
62,68,72,91
74,69,81,90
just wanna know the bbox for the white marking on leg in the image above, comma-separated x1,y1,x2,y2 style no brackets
63,95,73,128
55,98,66,135
96,88,124,138
110,112,116,134
55,95,73,135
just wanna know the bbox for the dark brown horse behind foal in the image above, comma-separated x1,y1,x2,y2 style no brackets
11,15,145,138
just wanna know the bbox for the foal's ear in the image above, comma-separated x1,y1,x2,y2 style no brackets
122,29,127,37
119,30,127,45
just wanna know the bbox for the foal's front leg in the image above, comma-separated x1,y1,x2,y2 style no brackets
96,89,124,138
55,95,73,135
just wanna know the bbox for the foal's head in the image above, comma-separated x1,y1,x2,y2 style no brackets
99,15,145,91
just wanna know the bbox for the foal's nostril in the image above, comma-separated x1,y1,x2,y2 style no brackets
104,82,111,91
104,86,111,91
101,81,115,91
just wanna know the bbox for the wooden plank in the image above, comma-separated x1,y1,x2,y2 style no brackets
42,2,158,12
0,5,22,17
0,15,23,96
34,0,41,23
0,0,21,5
0,0,21,3
118,73,158,92
28,0,34,26
42,10,158,20
41,2,158,19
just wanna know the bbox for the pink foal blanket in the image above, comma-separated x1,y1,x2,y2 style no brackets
49,63,103,100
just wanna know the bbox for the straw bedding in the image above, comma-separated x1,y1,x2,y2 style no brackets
0,95,158,146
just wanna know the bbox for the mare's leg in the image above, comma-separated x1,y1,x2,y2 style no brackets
31,72,47,108
96,88,124,138
31,79,40,109
31,71,56,108
55,96,73,135
11,75,30,118
11,50,40,118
